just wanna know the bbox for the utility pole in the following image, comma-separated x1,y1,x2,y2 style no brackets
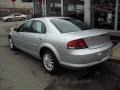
33,0,35,17
11,0,17,27
13,2,17,27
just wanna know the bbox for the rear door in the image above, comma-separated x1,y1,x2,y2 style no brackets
22,20,47,56
14,13,22,20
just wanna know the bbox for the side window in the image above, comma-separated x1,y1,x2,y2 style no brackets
32,21,46,33
19,21,32,32
14,13,20,16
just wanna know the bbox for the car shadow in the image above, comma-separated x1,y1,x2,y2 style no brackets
8,48,120,90
45,62,120,90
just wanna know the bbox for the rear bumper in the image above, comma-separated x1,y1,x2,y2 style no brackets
60,55,110,68
59,43,113,68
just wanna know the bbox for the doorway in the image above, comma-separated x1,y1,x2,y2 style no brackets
46,0,61,16
63,0,84,21
117,0,120,30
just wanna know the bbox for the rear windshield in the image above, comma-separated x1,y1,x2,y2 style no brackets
50,18,90,33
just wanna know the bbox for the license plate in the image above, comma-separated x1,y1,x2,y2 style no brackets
98,49,110,60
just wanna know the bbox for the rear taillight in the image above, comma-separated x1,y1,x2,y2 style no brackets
67,39,88,49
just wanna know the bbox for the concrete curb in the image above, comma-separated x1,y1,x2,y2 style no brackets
0,34,8,37
110,57,120,61
113,43,120,51
111,42,120,62
109,58,120,64
109,56,120,64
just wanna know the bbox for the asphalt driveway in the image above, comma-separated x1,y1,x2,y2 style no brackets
0,21,120,90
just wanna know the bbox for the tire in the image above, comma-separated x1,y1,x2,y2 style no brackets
42,49,59,74
7,18,12,22
22,17,25,21
9,37,16,50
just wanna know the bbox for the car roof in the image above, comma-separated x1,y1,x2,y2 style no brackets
30,17,70,21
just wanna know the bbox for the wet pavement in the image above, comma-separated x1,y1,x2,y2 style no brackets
0,21,120,90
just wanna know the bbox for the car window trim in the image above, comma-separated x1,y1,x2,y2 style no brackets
18,20,33,32
32,20,47,34
50,18,90,33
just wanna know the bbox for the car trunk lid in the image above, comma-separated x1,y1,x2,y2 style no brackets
64,29,111,49
84,33,110,49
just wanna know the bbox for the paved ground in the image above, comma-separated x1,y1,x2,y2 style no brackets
0,21,120,90
112,43,120,60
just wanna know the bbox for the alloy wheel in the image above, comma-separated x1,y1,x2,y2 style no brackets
43,53,54,71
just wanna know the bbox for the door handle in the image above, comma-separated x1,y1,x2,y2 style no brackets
23,35,25,38
39,37,42,40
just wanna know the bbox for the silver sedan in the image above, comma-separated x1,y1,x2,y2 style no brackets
9,17,113,74
2,13,27,22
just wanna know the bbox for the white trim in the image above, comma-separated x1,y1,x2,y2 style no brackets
42,0,44,17
84,0,91,26
44,0,47,17
61,0,64,16
114,0,119,31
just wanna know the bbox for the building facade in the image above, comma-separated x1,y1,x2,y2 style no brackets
34,0,120,31
91,0,120,31
0,0,33,16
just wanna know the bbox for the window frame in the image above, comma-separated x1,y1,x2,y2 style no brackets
50,18,90,33
22,0,32,2
18,20,33,32
31,20,47,34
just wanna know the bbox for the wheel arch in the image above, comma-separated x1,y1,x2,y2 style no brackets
8,35,11,38
39,44,60,62
7,18,12,21
8,33,13,39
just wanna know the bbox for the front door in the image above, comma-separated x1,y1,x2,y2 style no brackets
12,20,33,50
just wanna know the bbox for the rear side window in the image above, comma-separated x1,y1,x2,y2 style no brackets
15,14,21,16
32,21,46,33
51,18,90,33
